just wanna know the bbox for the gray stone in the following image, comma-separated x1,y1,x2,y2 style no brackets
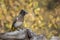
50,36,60,40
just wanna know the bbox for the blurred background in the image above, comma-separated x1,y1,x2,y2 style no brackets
0,0,60,39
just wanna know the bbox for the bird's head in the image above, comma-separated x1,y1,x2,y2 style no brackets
16,9,28,22
19,10,28,17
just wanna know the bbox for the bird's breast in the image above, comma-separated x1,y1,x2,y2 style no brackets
14,22,22,28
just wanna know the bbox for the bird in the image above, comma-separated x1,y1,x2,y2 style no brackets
11,10,28,31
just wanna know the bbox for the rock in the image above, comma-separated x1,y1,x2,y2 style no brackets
30,34,47,40
0,28,47,40
50,36,60,40
0,29,29,40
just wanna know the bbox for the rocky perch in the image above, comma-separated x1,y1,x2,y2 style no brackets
0,28,60,40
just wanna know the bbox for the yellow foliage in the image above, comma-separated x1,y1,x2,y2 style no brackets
0,0,60,39
39,16,43,20
33,1,38,8
56,17,60,22
28,3,33,8
48,23,52,28
34,8,40,14
49,15,53,19
51,18,56,24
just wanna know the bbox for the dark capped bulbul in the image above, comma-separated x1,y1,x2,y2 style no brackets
11,10,28,31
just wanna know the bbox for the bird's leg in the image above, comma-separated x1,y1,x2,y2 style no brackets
11,26,17,31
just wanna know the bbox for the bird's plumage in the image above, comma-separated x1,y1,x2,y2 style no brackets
11,10,28,31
